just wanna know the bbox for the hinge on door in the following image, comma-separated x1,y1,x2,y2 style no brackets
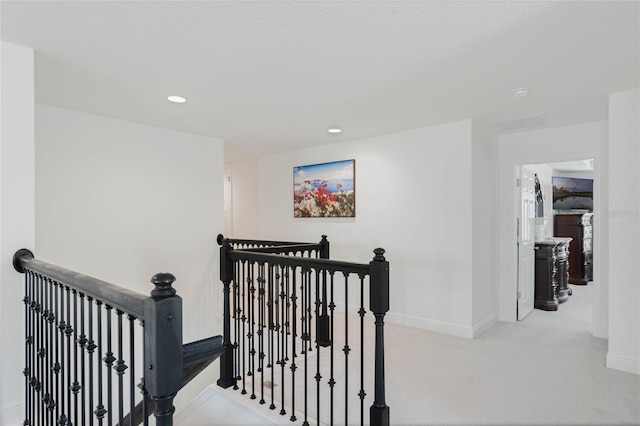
517,291,522,299
516,218,520,239
516,178,521,187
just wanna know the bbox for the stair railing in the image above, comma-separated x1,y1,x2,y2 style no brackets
13,249,224,426
217,235,390,426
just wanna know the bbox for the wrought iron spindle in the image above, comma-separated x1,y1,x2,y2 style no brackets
290,267,298,423
53,280,61,424
64,286,73,424
37,274,44,426
94,301,106,424
241,261,247,395
115,310,127,425
104,305,115,426
249,262,256,400
343,272,351,426
72,289,80,426
41,275,48,426
359,275,367,425
233,260,240,390
314,269,322,426
128,315,136,426
23,271,30,426
78,293,87,426
279,266,287,417
258,263,265,405
86,298,96,426
58,284,67,426
268,264,276,411
329,271,336,426
47,278,56,425
302,268,310,426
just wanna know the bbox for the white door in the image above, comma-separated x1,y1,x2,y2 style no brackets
517,166,536,320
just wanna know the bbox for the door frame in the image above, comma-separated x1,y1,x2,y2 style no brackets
498,152,606,338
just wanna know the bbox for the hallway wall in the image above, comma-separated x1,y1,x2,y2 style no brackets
231,120,498,337
35,104,225,407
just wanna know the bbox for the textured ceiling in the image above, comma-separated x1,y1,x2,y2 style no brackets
2,1,639,161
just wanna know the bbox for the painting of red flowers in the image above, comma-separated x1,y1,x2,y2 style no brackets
294,160,355,218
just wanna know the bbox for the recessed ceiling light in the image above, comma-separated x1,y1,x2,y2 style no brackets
328,128,342,134
167,95,187,103
513,88,530,98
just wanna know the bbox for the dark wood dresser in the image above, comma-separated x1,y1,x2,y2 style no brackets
554,213,593,284
534,238,572,311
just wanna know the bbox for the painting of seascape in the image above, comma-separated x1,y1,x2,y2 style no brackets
552,176,593,210
293,160,355,217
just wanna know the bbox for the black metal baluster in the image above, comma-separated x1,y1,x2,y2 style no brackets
72,289,80,426
233,260,240,390
48,279,57,424
114,310,127,425
279,266,287,417
53,280,61,424
139,322,149,426
37,274,44,426
128,315,136,426
269,264,276,411
104,305,115,426
23,271,31,426
258,263,265,405
329,272,336,426
314,269,322,426
65,286,73,425
290,267,298,423
359,275,367,426
94,301,106,424
77,293,87,426
241,261,247,395
41,275,48,426
58,284,68,426
86,298,96,426
343,273,350,426
302,268,310,426
249,262,256,400
45,278,54,425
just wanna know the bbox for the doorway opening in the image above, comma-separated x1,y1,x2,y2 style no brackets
516,159,598,334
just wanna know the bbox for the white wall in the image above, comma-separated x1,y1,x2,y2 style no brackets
471,122,499,334
35,105,225,407
498,121,608,339
232,120,488,337
606,88,640,375
0,41,36,423
229,158,259,239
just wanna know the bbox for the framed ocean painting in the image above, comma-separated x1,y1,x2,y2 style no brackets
293,159,355,218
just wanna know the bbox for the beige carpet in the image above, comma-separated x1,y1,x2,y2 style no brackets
181,283,640,425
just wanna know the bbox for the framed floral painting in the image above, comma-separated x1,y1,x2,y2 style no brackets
293,159,355,218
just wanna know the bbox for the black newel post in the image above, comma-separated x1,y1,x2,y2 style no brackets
317,235,331,347
144,273,183,426
217,236,236,388
369,248,390,426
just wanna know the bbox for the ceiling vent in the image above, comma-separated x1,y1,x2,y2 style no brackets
496,114,548,131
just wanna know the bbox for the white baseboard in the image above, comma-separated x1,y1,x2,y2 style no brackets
330,303,496,339
606,353,640,375
0,403,23,426
385,311,474,339
471,314,497,338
